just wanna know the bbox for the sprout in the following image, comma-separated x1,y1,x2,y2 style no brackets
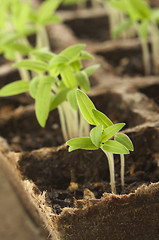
67,90,134,193
0,44,99,141
0,0,62,80
105,0,159,75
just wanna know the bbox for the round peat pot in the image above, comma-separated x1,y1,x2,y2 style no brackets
0,125,158,240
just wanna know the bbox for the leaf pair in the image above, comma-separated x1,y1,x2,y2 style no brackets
67,89,134,155
108,0,151,20
31,0,62,25
108,0,152,40
76,89,113,127
67,127,132,154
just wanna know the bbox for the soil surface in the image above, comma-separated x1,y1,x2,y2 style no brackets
64,12,110,42
0,104,63,152
18,123,159,215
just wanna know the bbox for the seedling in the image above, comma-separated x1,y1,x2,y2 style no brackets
0,44,99,141
105,0,159,75
67,89,134,193
0,0,62,80
102,0,136,40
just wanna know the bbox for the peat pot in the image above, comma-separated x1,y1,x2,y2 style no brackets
0,81,159,240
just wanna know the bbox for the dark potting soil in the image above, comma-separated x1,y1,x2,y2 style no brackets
18,127,159,216
0,94,34,114
0,55,8,66
0,65,20,88
97,47,145,76
139,83,159,106
64,11,110,42
0,105,64,152
44,160,158,215
18,124,159,215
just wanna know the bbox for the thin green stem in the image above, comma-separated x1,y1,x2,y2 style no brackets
58,105,68,142
140,37,151,75
36,24,44,48
108,7,117,38
40,26,50,49
151,23,159,75
102,149,116,194
15,52,31,81
120,154,125,191
35,24,50,49
62,102,74,139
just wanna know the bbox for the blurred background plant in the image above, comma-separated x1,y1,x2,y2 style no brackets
102,0,159,75
0,0,62,80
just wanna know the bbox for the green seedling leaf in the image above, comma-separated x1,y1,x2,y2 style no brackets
0,30,20,45
35,77,52,127
37,0,62,24
112,19,133,39
60,44,86,62
61,64,76,88
0,2,7,29
8,42,32,54
115,133,134,151
76,89,97,125
21,25,36,37
31,48,55,61
90,125,103,147
80,51,94,60
128,0,151,19
67,88,77,110
102,140,129,154
108,0,127,13
50,88,70,111
12,0,30,34
0,80,29,97
58,81,66,90
29,77,40,99
32,75,56,100
49,55,68,68
101,123,125,142
151,9,159,22
75,71,90,92
92,109,113,128
14,59,48,73
70,60,82,72
4,49,15,60
38,14,62,25
137,20,149,40
83,64,100,77
66,137,98,152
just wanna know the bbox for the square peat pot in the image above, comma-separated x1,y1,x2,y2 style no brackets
0,122,159,240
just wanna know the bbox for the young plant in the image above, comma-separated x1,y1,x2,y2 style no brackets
0,0,62,80
66,89,134,193
103,0,136,40
106,0,159,75
0,44,99,142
